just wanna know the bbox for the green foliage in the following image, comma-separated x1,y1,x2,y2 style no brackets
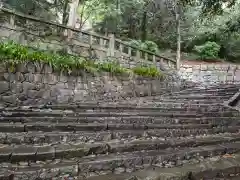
3,0,60,20
132,66,164,79
129,40,159,53
97,61,129,75
0,41,163,77
194,41,221,60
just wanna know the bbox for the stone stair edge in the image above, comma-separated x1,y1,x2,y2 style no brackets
2,141,240,179
0,132,240,162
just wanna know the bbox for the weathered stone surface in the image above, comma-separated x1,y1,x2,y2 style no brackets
11,146,38,162
0,61,201,105
24,73,35,82
2,94,17,104
22,82,35,92
54,144,87,159
0,81,9,94
36,146,55,160
10,82,23,94
0,146,12,162
179,64,240,85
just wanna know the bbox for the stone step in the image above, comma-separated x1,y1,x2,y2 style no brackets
165,95,231,100
142,103,224,108
0,116,239,126
0,111,238,118
175,88,239,95
0,142,108,163
0,111,203,118
176,88,238,93
155,99,229,104
180,84,240,92
15,103,237,112
2,106,229,113
167,94,235,100
1,141,240,179
1,128,239,145
108,133,240,153
7,103,232,113
0,133,239,163
124,94,232,101
0,123,217,132
100,98,226,107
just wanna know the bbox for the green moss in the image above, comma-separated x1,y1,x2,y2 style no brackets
0,41,164,78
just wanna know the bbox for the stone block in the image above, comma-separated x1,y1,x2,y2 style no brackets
15,72,25,82
16,63,28,73
58,75,68,83
27,89,42,99
36,146,55,161
54,144,86,159
185,68,193,73
34,62,44,72
50,87,61,97
43,64,53,74
3,73,15,82
57,95,72,103
42,74,58,84
32,74,43,83
22,82,35,92
11,146,38,162
200,65,207,71
73,90,88,101
0,81,9,94
26,62,36,73
42,90,51,99
2,94,17,104
0,146,13,162
10,82,23,94
24,73,35,82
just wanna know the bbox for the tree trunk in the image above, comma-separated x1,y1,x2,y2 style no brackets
62,0,69,25
66,0,79,39
68,0,80,27
141,11,147,42
128,16,134,38
175,4,181,70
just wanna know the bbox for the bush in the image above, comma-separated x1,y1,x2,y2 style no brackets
128,40,159,53
0,41,164,77
194,41,221,61
132,66,164,78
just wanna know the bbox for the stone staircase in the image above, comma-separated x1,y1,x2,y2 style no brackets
0,84,240,180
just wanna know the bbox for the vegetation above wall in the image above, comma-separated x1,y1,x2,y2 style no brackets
0,41,164,78
4,0,240,63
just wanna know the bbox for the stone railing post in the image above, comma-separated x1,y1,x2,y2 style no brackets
176,58,180,70
108,33,115,57
10,14,15,27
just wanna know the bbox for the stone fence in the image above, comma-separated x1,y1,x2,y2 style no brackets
179,64,240,85
0,7,177,70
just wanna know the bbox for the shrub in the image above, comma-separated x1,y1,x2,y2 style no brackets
194,41,221,60
128,40,159,53
0,41,164,77
132,66,164,78
97,61,129,75
141,41,159,53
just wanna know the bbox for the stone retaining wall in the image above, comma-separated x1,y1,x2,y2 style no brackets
2,62,239,106
179,64,240,85
0,62,186,106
